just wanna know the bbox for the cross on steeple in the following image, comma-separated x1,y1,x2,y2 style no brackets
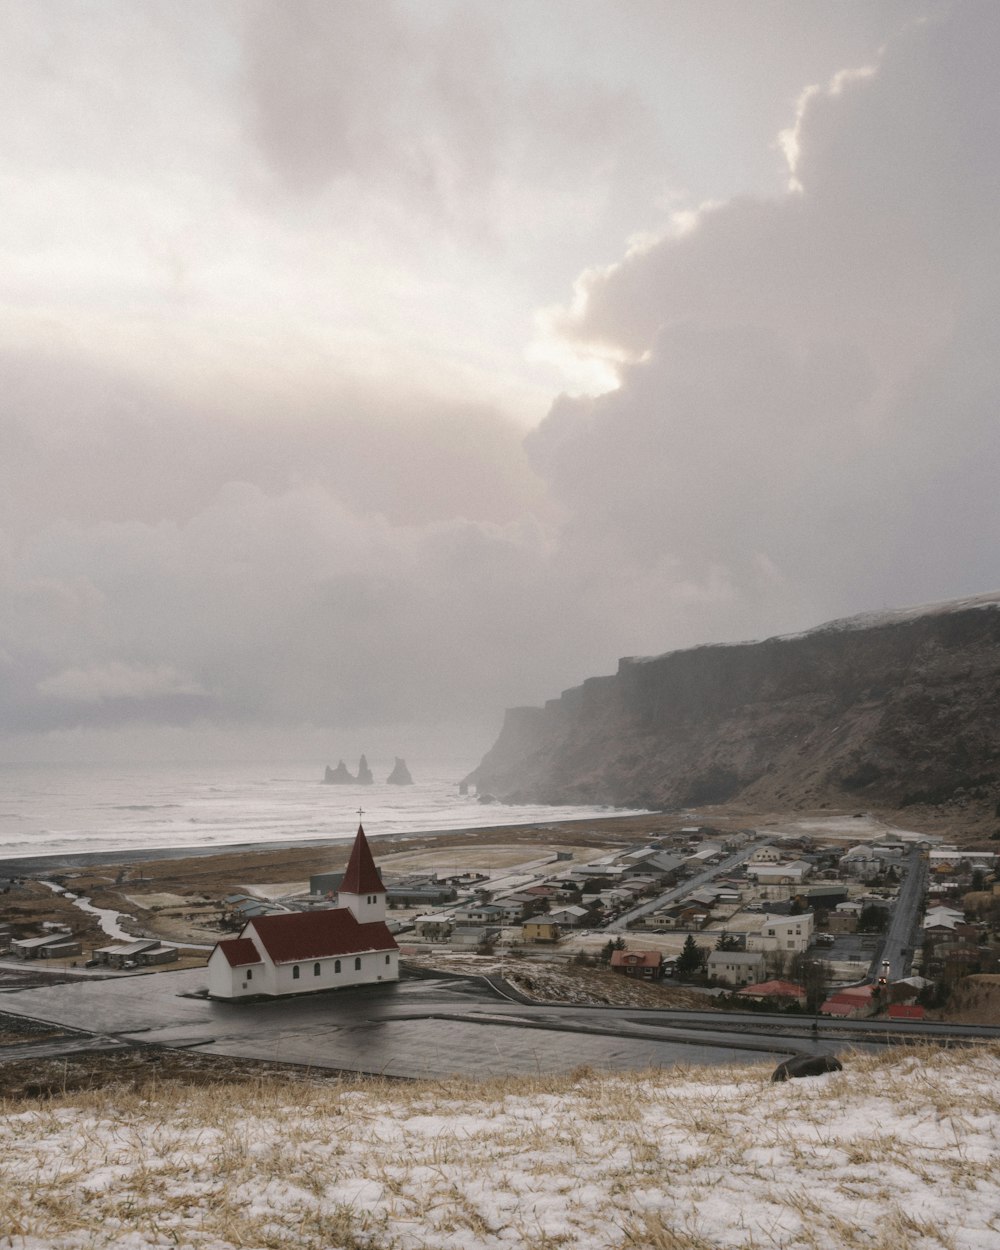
357,806,365,821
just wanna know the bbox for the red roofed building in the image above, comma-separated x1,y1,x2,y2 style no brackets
208,825,398,999
887,1003,925,1021
610,950,663,980
820,984,876,1018
737,979,807,1005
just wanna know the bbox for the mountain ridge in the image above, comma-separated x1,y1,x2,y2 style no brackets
467,593,1000,822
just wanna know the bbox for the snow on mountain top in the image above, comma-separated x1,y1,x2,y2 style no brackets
627,589,1000,664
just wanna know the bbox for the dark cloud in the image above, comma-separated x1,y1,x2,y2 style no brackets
1,1,996,760
536,1,1000,642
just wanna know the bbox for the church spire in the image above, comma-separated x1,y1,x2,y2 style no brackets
340,823,385,897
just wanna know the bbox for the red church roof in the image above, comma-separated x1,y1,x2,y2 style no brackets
247,908,397,964
340,823,386,895
215,937,262,968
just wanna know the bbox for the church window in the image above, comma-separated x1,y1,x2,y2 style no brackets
292,965,300,979
385,954,390,964
335,959,341,973
354,956,362,971
246,968,252,980
313,962,321,976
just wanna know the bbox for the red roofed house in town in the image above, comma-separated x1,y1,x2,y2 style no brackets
820,984,876,1018
207,825,398,999
737,979,807,1005
610,950,663,980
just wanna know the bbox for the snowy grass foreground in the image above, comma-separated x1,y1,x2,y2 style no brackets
2,1045,1000,1250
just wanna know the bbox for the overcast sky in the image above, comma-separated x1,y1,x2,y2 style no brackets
3,0,997,765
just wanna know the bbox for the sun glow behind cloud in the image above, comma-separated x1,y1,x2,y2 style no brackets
4,0,998,763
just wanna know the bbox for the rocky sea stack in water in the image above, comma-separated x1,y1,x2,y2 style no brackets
465,593,1000,821
356,754,374,785
386,757,414,785
323,760,355,784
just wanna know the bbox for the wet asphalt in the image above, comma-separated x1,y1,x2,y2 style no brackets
7,965,993,1079
1,968,794,1077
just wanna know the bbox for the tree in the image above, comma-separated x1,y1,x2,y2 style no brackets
715,931,740,951
600,937,626,963
764,949,790,978
676,934,706,980
790,952,832,1012
858,904,889,933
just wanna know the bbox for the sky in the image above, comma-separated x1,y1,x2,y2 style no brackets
2,0,998,766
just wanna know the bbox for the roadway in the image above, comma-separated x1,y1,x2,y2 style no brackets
872,845,927,981
2,962,997,1081
605,841,763,932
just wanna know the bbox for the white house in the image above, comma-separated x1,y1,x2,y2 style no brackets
747,860,812,886
707,950,766,986
208,824,399,999
745,913,814,954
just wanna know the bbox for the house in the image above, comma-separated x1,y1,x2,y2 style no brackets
452,902,506,926
887,1003,925,1021
707,951,766,986
610,950,663,980
522,919,560,944
749,845,782,864
929,849,997,871
820,985,876,1018
95,939,178,968
413,915,453,942
451,925,500,949
747,860,812,886
208,824,399,999
547,905,590,928
737,979,807,1006
746,913,814,954
11,933,82,959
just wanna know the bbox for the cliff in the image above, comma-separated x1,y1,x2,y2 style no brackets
467,593,1000,818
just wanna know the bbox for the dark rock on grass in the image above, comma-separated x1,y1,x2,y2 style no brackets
772,1053,844,1082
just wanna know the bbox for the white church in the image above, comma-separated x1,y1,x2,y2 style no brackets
207,823,399,999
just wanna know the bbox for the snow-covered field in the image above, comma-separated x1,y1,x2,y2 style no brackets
2,1044,999,1249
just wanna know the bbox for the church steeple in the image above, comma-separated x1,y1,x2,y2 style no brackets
338,823,386,923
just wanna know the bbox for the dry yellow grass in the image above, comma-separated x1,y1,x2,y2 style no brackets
2,1043,999,1249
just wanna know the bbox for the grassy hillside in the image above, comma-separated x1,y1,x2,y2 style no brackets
2,1044,999,1249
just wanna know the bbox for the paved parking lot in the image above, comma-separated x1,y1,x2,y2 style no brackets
0,967,786,1077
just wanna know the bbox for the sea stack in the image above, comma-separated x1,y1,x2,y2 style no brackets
387,757,414,785
323,761,356,784
357,754,374,785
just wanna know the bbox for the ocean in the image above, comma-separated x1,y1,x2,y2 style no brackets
0,762,643,862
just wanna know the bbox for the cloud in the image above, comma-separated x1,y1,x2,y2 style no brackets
38,662,206,703
530,1,1000,643
1,2,997,761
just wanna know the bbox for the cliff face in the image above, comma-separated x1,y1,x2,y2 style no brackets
467,595,1000,816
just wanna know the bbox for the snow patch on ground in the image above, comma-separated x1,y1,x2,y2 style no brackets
2,1045,999,1248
